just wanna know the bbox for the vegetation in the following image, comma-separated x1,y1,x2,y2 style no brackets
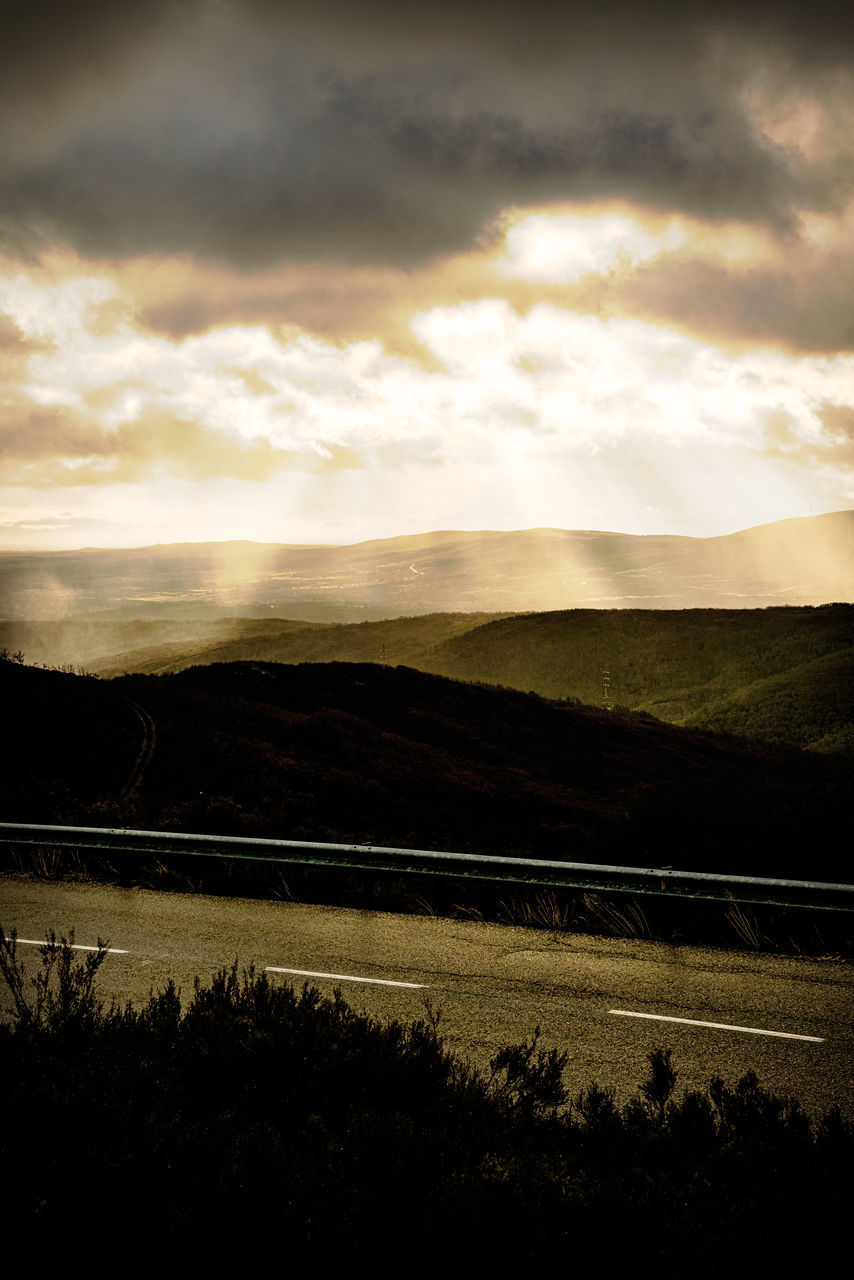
5,602,850,753
0,661,142,816
423,604,854,752
1,929,850,1273
685,647,854,752
3,657,851,882
0,611,510,676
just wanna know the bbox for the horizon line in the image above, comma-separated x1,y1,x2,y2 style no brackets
1,508,850,557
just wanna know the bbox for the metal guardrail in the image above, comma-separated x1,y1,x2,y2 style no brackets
1,822,853,912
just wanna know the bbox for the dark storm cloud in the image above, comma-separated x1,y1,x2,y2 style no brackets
2,1,852,267
620,248,854,354
2,98,795,267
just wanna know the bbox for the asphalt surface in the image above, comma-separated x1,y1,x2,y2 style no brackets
2,875,853,1119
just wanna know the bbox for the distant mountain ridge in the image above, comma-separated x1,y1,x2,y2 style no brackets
2,510,852,619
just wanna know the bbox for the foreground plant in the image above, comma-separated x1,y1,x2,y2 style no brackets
0,929,850,1275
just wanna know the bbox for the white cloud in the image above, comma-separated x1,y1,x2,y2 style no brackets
1,273,118,344
499,210,686,283
3,265,854,545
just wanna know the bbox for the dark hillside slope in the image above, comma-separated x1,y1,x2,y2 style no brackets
44,604,851,754
1,660,849,880
0,663,146,817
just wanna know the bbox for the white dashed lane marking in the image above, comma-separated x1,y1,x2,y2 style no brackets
4,936,831,1041
13,938,129,955
609,1009,824,1042
266,966,428,989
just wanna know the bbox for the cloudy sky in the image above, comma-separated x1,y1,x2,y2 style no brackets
2,0,854,548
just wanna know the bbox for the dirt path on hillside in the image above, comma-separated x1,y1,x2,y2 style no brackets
117,697,156,800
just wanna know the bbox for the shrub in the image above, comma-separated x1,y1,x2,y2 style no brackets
1,928,851,1274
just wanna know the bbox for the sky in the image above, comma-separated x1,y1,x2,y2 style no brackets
2,0,854,549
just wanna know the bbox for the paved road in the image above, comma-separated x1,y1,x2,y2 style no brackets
2,875,853,1119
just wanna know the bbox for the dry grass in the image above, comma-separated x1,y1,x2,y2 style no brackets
498,890,572,930
577,891,653,939
725,893,767,950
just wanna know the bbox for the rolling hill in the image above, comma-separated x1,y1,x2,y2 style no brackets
3,511,850,758
6,603,848,755
421,604,854,749
684,648,854,754
1,658,850,881
2,510,852,620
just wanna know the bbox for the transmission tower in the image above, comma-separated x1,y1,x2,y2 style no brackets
602,667,612,711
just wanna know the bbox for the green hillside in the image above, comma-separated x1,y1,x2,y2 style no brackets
5,604,852,754
0,617,329,672
685,648,854,753
423,605,854,750
92,611,512,677
0,613,509,677
424,605,852,709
